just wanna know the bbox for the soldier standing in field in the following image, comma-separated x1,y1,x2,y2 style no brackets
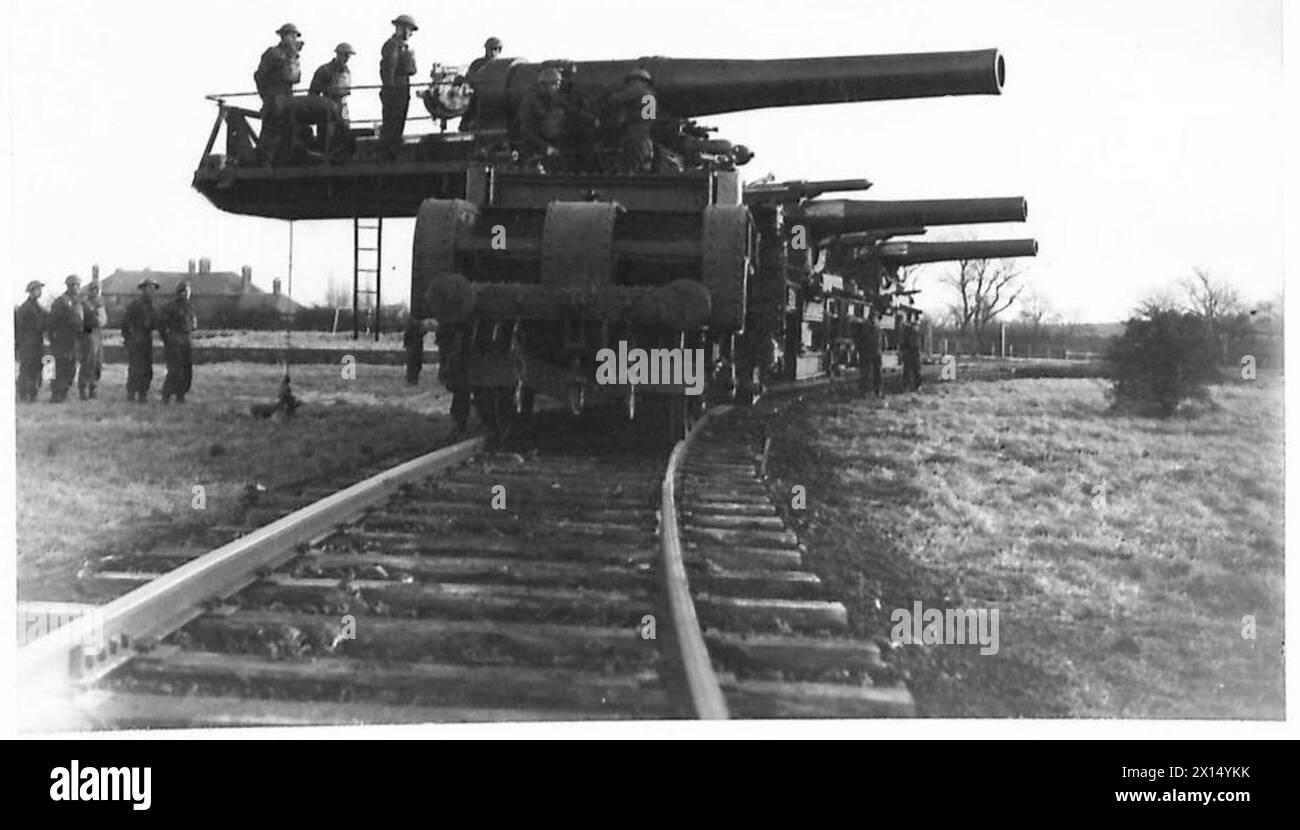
77,278,107,400
403,316,425,385
14,280,46,403
900,317,923,391
379,15,419,159
122,278,159,403
47,274,84,403
854,308,883,397
159,281,198,404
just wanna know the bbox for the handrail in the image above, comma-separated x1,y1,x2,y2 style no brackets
659,405,730,719
206,81,439,103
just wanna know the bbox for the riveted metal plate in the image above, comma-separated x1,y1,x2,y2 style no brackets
540,202,622,288
701,204,752,330
412,199,479,318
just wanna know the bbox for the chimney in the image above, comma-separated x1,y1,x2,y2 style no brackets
241,265,252,292
188,259,196,275
272,277,282,296
199,257,211,275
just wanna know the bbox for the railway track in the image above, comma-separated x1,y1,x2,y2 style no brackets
20,394,912,728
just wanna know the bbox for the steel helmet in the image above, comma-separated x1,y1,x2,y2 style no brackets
485,36,502,49
392,14,418,30
538,67,563,84
625,67,652,83
276,23,301,36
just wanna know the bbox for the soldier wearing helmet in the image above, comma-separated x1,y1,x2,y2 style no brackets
159,281,198,404
379,15,420,159
467,37,502,79
14,280,46,403
459,37,503,132
77,277,107,400
121,279,159,403
310,43,357,159
605,67,659,173
47,274,84,402
515,67,570,168
254,24,304,163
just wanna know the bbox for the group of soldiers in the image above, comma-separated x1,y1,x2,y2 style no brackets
850,310,924,397
14,278,196,405
255,16,489,163
251,20,730,174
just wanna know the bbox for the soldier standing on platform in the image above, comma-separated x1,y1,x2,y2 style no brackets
122,279,159,403
515,68,570,167
379,15,419,159
14,280,46,403
159,282,198,404
47,275,84,403
255,23,304,164
606,68,659,174
309,42,356,159
77,278,107,400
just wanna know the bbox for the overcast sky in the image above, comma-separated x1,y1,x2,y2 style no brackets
2,0,1285,322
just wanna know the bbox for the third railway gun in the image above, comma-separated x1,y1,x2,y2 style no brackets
193,47,1037,434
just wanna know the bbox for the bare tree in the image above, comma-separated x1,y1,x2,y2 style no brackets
1135,289,1183,318
1181,267,1240,322
324,277,351,309
941,256,1025,348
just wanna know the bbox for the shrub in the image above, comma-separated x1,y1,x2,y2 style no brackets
1107,310,1220,416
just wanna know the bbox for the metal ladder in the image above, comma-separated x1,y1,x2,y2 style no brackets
352,217,383,341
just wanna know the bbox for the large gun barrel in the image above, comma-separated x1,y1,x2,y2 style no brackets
877,238,1038,264
472,49,1005,125
794,196,1028,237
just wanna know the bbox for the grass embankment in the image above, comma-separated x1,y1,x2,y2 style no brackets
16,361,454,600
755,375,1283,718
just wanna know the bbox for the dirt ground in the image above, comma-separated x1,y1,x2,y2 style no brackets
15,361,455,600
746,373,1284,719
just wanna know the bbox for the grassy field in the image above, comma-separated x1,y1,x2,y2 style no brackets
15,361,455,600
99,329,414,351
752,374,1284,718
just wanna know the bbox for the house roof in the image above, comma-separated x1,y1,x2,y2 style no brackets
101,269,304,310
102,269,247,296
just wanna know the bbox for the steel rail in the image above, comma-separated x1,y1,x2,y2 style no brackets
18,436,484,717
659,405,730,719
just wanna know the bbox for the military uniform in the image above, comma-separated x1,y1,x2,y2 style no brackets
515,87,569,161
900,321,922,391
47,287,84,402
159,292,197,403
310,49,354,158
121,291,157,402
77,290,107,399
606,76,658,174
403,317,424,385
379,27,418,157
255,40,302,163
854,314,882,397
14,289,46,403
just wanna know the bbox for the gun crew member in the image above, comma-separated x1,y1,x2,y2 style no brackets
379,14,419,159
47,274,85,403
14,280,46,403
